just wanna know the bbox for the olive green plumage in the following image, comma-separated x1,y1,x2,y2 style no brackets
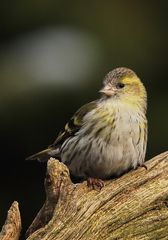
26,67,147,180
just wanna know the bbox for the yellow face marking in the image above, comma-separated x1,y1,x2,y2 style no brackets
120,76,146,99
115,76,147,111
121,76,141,85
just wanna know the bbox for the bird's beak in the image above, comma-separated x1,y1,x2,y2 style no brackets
99,86,116,97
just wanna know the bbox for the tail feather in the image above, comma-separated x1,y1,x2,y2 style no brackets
26,147,60,162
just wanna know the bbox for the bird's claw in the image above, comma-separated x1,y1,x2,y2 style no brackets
87,177,104,189
141,163,148,170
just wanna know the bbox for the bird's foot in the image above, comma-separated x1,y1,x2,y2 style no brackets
87,177,104,189
141,163,148,170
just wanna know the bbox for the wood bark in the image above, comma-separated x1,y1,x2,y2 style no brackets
0,202,21,240
1,151,168,240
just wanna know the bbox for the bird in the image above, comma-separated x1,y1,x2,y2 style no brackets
26,67,148,188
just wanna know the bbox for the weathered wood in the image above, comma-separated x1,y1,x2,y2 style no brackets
26,152,168,240
1,152,168,240
0,202,21,240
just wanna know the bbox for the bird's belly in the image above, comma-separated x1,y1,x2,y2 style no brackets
97,137,137,178
61,128,140,179
86,135,138,179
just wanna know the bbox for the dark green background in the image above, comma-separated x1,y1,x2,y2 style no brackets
0,1,167,238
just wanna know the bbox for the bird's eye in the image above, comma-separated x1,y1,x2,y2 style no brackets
117,83,125,89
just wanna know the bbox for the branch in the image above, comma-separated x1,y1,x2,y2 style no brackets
26,151,168,240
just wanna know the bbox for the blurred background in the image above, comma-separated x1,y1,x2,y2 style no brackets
0,0,168,238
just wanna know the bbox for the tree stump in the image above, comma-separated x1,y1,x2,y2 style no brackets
1,151,168,240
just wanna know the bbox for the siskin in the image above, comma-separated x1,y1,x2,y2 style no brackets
26,67,147,188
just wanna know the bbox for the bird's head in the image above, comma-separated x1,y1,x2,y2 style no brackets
99,67,147,111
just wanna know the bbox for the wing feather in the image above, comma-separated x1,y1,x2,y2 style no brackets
50,101,97,148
